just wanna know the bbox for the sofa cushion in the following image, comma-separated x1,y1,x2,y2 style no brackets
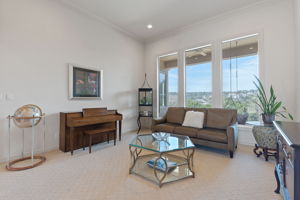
166,107,186,124
173,126,198,138
152,123,179,133
197,128,228,143
182,111,205,129
206,108,236,130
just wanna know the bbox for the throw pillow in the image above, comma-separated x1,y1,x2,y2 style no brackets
182,111,205,129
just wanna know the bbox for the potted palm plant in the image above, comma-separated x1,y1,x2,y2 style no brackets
253,76,293,124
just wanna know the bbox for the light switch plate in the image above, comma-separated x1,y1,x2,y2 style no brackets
6,93,15,101
0,93,4,101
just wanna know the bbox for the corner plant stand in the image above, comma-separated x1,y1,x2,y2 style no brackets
247,121,278,161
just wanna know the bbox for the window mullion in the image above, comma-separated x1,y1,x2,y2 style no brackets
178,50,185,107
212,41,222,108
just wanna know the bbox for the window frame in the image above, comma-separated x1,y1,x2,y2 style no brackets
156,52,180,117
219,32,262,107
155,31,264,118
184,44,213,108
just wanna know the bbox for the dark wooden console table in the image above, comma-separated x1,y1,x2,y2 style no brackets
273,121,300,200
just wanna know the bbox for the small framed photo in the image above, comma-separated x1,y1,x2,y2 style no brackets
69,64,103,100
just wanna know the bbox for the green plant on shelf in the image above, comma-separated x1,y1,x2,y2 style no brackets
140,96,152,105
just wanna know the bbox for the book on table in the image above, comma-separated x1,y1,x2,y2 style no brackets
146,157,177,172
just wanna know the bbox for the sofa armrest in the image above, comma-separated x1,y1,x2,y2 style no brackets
151,116,166,132
227,124,238,152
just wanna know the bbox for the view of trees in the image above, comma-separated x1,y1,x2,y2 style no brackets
158,35,259,121
185,92,212,108
223,90,259,121
185,90,260,121
162,91,260,121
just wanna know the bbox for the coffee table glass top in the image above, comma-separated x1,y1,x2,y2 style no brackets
129,132,195,153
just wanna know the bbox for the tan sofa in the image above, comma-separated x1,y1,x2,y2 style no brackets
152,107,238,158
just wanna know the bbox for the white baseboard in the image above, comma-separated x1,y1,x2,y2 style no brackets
0,145,58,163
0,127,254,163
0,128,138,164
238,124,256,146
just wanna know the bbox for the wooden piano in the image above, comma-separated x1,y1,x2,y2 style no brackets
60,108,123,155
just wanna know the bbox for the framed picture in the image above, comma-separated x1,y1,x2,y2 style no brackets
69,64,103,100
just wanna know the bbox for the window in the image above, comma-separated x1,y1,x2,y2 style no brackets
185,45,212,108
158,53,179,117
222,34,259,121
157,33,261,122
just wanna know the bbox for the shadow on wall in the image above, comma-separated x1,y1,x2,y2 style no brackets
0,113,59,162
140,117,152,129
115,89,153,130
113,90,138,131
114,90,137,109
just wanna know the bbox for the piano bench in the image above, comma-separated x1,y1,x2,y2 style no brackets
84,127,117,154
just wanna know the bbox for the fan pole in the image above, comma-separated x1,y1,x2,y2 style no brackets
22,128,24,158
8,116,11,167
31,115,34,165
236,41,239,98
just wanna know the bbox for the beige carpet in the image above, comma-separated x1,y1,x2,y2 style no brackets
0,130,282,200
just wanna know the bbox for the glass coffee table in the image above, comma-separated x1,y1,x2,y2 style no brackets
129,132,195,187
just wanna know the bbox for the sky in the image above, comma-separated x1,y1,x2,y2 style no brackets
165,55,258,92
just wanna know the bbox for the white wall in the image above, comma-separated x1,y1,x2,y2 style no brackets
0,0,144,161
0,0,298,161
145,0,297,122
238,125,256,146
294,0,300,120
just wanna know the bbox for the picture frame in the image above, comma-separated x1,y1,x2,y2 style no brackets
69,64,103,100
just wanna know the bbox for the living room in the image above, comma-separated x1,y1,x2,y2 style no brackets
0,0,300,199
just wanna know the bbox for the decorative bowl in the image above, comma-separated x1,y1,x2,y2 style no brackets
152,132,170,141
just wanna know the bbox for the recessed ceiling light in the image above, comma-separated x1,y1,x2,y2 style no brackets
147,24,153,29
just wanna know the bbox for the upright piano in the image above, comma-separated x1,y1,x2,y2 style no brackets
60,108,123,154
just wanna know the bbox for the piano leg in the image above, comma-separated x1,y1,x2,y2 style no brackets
70,127,74,155
89,135,92,154
82,132,85,150
114,130,116,146
119,120,122,141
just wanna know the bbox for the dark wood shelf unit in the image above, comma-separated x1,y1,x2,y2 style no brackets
137,87,153,134
139,104,153,107
139,115,153,118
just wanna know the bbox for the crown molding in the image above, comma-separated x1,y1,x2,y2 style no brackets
57,0,287,44
58,0,144,43
145,0,285,44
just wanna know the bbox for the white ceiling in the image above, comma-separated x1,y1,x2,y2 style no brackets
63,0,266,41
